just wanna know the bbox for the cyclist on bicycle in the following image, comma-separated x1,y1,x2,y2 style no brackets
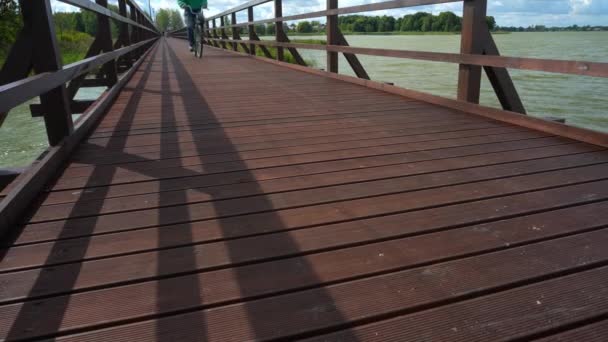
178,0,208,51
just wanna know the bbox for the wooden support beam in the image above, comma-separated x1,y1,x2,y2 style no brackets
326,0,339,73
219,17,229,49
30,100,96,117
231,13,239,51
0,29,33,128
274,0,284,61
96,0,118,87
337,29,370,79
67,39,102,99
276,30,307,66
482,29,526,114
457,0,486,104
231,14,251,54
250,31,273,59
23,0,74,146
248,7,256,55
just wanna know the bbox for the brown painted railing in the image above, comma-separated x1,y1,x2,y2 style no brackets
0,0,158,145
170,0,608,118
0,0,159,231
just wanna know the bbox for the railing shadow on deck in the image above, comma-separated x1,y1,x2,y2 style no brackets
0,42,161,341
0,38,359,341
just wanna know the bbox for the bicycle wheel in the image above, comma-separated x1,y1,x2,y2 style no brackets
197,33,204,58
194,26,203,58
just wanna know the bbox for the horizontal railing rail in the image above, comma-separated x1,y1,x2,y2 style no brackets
0,0,159,144
0,38,157,114
204,38,608,78
0,0,160,233
211,0,461,28
183,0,607,118
60,0,157,33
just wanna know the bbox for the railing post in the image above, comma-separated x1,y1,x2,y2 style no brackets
205,20,211,44
219,17,228,49
129,2,138,61
116,0,132,68
326,0,339,73
274,0,284,61
248,7,255,55
231,12,238,51
21,0,73,146
457,0,487,104
96,0,118,86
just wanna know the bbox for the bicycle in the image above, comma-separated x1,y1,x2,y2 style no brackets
186,6,205,58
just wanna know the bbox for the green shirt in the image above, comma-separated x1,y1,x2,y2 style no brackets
178,0,207,10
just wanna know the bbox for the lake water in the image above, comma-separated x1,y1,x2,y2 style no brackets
1,32,607,168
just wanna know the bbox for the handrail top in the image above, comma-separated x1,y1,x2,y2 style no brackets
58,0,157,33
207,0,272,21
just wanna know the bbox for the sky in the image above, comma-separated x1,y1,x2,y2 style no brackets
51,0,608,27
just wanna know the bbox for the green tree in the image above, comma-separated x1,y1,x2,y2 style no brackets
169,9,184,30
54,12,77,38
80,9,97,36
400,15,414,31
297,21,313,33
421,15,433,32
352,18,366,32
266,23,275,35
485,16,496,30
156,8,171,32
0,0,22,59
255,24,266,35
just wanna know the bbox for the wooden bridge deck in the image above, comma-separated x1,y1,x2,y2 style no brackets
1,37,608,341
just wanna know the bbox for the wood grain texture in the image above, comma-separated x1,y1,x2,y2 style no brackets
0,38,607,341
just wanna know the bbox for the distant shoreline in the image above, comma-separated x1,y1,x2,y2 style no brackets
263,30,607,38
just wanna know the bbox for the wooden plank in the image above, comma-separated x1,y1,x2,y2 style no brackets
48,140,591,207
73,123,516,165
27,144,607,223
303,267,608,342
12,154,608,272
12,162,608,248
536,320,608,342
237,46,608,147
52,133,559,190
19,231,608,341
4,181,607,302
86,99,456,138
2,39,608,342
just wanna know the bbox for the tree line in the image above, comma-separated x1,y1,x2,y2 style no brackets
291,12,495,34
155,9,184,32
495,25,607,32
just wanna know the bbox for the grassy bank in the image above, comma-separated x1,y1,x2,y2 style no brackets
0,30,93,68
228,39,325,67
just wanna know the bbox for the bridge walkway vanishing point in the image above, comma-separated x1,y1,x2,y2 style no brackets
1,37,608,341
